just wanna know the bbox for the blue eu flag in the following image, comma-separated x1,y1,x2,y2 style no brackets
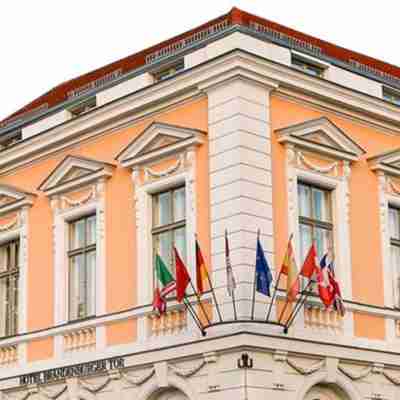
256,238,273,296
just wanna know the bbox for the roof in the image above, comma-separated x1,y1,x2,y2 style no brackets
2,7,400,128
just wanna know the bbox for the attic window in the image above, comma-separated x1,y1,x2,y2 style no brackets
0,130,22,150
152,59,184,82
383,87,400,106
292,54,325,77
69,97,97,117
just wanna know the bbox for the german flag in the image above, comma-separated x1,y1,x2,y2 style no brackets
196,239,208,294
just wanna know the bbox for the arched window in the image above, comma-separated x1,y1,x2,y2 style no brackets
150,388,189,400
304,384,349,400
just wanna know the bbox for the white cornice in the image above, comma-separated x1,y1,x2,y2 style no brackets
2,50,400,175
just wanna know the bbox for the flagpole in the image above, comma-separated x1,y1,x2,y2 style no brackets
182,295,206,336
284,280,314,332
196,234,223,323
188,279,212,326
265,270,282,322
251,229,260,321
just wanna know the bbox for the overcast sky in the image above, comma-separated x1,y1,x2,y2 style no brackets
1,0,399,121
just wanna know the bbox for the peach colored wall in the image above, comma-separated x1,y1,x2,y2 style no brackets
0,97,209,347
27,337,53,362
106,319,137,346
270,94,400,339
353,313,385,340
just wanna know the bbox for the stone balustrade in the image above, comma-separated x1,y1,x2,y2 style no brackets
148,308,187,337
0,345,17,366
63,327,96,352
304,305,343,333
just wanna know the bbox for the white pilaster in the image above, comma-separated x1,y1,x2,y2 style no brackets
206,76,275,320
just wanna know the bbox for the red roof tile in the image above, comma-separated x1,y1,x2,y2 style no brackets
2,7,399,127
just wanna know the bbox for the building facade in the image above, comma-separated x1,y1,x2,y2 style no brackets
0,7,400,399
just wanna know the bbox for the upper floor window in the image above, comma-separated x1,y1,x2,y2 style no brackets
292,55,324,77
389,206,400,306
152,186,186,276
68,215,96,321
0,240,19,337
153,59,184,82
69,97,97,117
0,130,22,151
298,182,333,263
383,87,400,106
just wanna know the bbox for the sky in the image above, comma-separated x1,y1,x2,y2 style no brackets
1,0,399,121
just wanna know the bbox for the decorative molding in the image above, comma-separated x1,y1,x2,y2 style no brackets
277,116,364,162
39,155,114,197
383,369,400,386
286,357,324,375
60,187,96,208
169,360,206,378
117,121,205,169
144,156,184,179
79,376,111,393
122,369,155,386
338,364,372,380
388,178,400,195
39,385,67,399
0,216,19,232
297,151,338,175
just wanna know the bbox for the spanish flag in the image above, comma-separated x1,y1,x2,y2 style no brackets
281,237,299,302
196,239,208,294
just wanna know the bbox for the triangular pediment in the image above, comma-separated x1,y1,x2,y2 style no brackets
368,148,400,177
276,117,365,161
0,184,35,215
39,155,114,196
116,122,205,168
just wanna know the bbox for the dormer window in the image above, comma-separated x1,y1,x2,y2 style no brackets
383,86,400,106
69,97,97,117
292,54,325,77
152,59,184,82
0,130,22,150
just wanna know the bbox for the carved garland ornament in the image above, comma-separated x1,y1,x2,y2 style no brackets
122,369,155,386
80,377,111,393
297,151,338,175
338,364,372,380
286,358,325,375
144,156,184,179
0,216,19,232
39,385,68,399
61,187,96,208
169,360,206,377
388,178,400,196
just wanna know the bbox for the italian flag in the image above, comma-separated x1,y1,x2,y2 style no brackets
153,254,176,315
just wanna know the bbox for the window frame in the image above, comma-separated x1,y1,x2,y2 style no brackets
0,239,20,337
298,181,334,262
291,55,325,78
151,186,186,281
67,213,97,321
383,86,400,106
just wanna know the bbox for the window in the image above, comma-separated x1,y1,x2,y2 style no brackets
383,87,400,106
0,130,22,150
0,240,19,337
389,206,400,306
292,55,324,77
298,182,333,263
153,59,184,82
68,215,96,320
69,97,97,117
152,187,186,276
